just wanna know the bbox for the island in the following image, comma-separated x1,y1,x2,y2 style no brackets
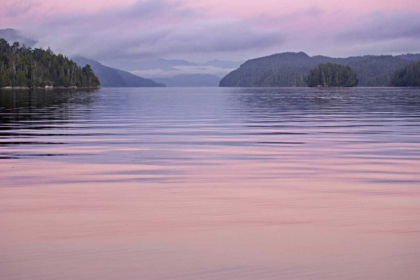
0,39,100,89
391,61,420,87
305,63,358,87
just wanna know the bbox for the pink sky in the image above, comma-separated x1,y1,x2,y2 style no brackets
3,0,420,16
1,0,420,62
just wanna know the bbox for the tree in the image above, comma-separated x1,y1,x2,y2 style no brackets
82,64,100,87
16,70,28,86
0,40,100,88
2,69,12,87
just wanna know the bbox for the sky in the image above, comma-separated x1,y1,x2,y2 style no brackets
1,0,420,76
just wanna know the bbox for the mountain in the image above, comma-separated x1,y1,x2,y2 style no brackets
103,58,241,72
152,74,220,87
203,60,243,69
220,52,420,87
220,52,318,87
0,28,36,47
72,57,165,87
102,58,197,71
345,55,409,86
101,58,241,79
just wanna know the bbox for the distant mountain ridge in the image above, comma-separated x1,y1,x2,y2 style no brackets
103,58,242,72
220,52,420,87
72,57,165,87
203,60,243,69
0,28,37,47
152,74,220,87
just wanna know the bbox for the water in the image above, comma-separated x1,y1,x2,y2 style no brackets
1,87,420,280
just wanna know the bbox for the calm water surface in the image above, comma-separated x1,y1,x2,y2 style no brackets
1,87,420,279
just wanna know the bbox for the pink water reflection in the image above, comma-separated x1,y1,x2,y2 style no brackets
1,88,420,279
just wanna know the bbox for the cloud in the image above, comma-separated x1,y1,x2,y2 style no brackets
4,0,40,17
16,0,285,62
336,11,420,43
125,19,285,55
3,0,420,68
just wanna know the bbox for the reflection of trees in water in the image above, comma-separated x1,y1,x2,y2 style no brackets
0,89,98,124
0,89,99,147
229,88,420,117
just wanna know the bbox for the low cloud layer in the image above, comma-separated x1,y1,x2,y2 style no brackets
336,12,420,42
5,0,285,62
1,0,420,76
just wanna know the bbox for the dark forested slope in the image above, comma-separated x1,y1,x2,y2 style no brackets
220,52,318,87
220,52,419,87
344,55,409,86
0,39,99,88
397,54,420,62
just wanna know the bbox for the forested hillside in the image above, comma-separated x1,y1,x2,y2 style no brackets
391,61,420,87
220,52,419,87
398,53,420,62
0,39,99,88
345,56,409,86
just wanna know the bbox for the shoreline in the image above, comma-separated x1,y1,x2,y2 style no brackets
0,86,101,90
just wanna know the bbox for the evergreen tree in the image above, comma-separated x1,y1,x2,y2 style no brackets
16,70,28,86
0,39,100,88
1,70,12,87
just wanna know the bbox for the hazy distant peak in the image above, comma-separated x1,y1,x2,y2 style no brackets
172,73,219,79
0,28,37,47
72,56,165,87
152,74,220,87
203,59,243,69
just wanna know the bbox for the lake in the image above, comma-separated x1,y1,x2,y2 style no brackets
1,87,420,279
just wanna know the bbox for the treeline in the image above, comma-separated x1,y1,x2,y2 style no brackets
220,52,419,87
306,63,358,87
0,39,100,88
391,61,420,87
